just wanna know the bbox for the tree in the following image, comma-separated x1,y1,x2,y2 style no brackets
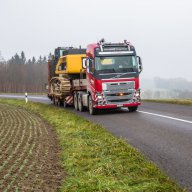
21,51,26,65
43,56,47,63
32,57,36,64
27,59,32,65
37,56,42,64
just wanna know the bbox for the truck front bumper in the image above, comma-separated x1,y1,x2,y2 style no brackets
95,102,141,109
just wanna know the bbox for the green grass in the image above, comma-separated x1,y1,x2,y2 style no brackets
143,99,192,106
0,99,185,192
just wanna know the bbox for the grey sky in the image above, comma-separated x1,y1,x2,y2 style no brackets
0,0,192,80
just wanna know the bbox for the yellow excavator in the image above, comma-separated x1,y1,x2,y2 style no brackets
48,47,87,106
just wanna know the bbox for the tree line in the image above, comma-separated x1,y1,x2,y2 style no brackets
0,51,48,93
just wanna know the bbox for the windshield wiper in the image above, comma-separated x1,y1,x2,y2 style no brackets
116,67,135,73
96,69,116,73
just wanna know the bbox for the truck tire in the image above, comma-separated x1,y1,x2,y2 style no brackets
88,95,97,115
128,106,138,112
78,94,85,112
74,92,79,111
54,97,59,105
53,97,56,105
63,101,68,108
58,99,63,107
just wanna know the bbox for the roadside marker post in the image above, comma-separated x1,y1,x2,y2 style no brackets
25,92,28,104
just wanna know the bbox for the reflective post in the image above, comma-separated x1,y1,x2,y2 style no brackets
25,92,28,104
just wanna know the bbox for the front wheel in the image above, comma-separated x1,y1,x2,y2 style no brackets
128,106,138,112
88,95,97,115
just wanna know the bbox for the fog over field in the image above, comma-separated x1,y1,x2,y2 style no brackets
0,0,192,82
141,77,192,99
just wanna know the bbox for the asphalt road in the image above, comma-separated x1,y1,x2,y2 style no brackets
1,94,192,190
0,94,50,104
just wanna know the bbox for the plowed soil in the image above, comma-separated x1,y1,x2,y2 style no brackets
0,103,64,192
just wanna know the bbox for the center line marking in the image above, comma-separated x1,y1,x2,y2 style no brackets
138,110,192,124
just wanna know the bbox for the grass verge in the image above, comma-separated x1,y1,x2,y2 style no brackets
143,99,192,106
0,99,185,192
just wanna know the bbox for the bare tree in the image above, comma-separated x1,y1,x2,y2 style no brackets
0,52,48,93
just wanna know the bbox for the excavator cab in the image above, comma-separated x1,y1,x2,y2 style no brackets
54,48,86,76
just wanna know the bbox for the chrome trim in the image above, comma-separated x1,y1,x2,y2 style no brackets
102,81,135,104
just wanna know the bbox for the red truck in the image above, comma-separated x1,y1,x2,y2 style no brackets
48,39,142,115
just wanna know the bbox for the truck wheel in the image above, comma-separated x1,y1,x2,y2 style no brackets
128,106,138,112
54,97,59,105
63,101,68,108
88,95,96,115
58,100,63,107
53,97,56,105
74,93,79,111
78,94,85,112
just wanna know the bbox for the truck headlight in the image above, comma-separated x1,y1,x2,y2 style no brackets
135,90,140,97
96,92,103,100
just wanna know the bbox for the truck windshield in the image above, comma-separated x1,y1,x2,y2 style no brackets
95,56,138,73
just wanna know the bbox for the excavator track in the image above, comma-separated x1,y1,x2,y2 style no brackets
50,77,71,96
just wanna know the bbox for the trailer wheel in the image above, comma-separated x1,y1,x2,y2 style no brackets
88,95,96,115
58,100,63,107
55,98,59,106
78,94,84,112
128,106,138,112
63,101,68,108
53,97,59,105
74,92,79,111
53,97,56,105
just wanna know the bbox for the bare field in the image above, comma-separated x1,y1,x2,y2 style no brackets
0,103,64,191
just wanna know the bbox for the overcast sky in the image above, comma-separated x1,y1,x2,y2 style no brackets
0,0,192,80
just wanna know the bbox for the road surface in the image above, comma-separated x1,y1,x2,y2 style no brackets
0,94,50,104
1,94,192,190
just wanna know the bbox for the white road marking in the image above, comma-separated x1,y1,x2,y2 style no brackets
28,96,48,100
138,110,192,124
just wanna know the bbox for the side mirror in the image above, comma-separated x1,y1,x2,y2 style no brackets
137,56,143,73
86,58,90,73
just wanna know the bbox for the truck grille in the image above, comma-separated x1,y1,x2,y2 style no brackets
102,81,135,104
